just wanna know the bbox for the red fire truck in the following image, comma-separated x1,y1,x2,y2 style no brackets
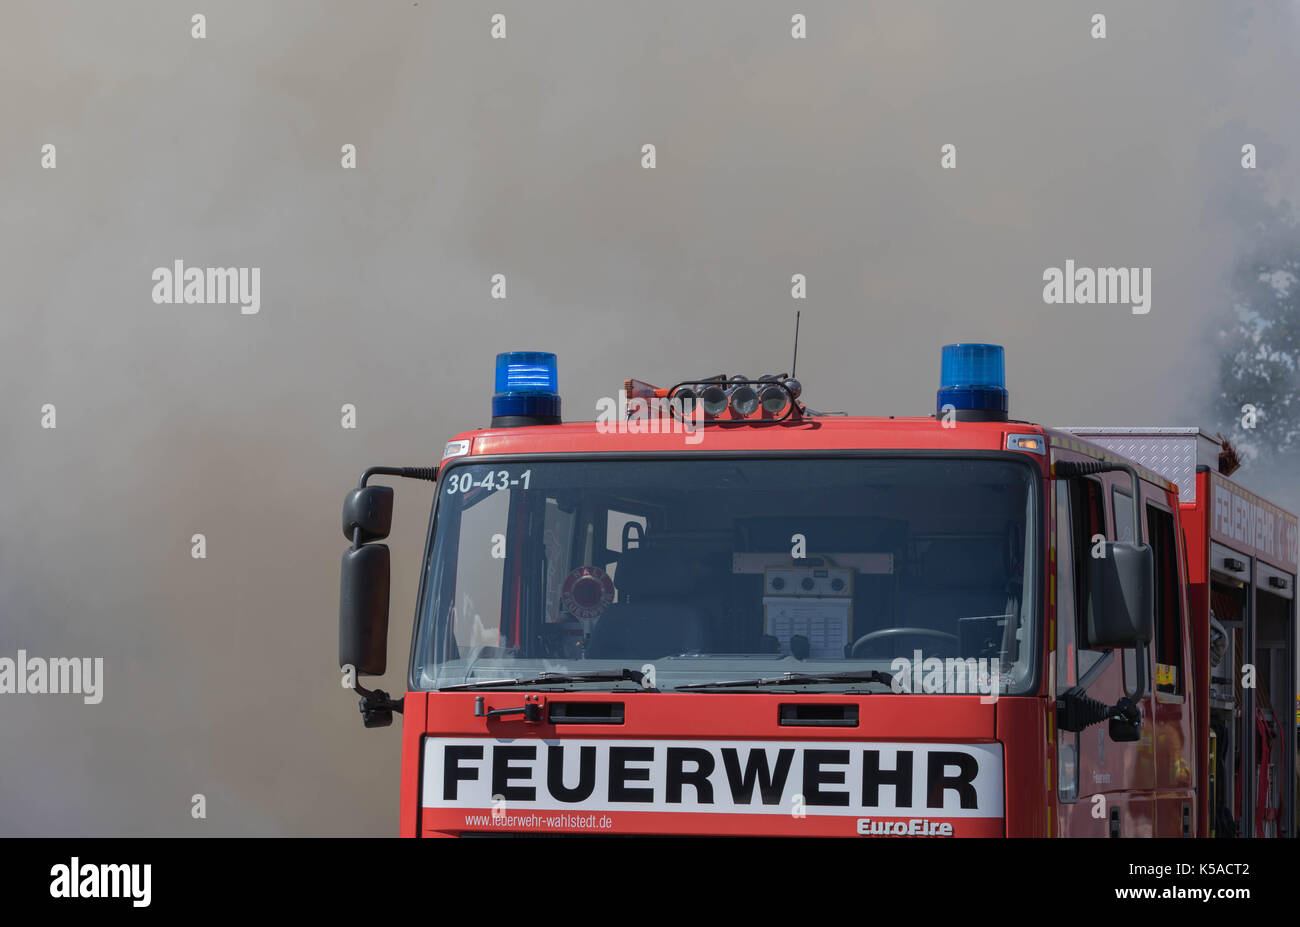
338,345,1298,837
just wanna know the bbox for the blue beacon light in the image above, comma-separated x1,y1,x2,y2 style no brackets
936,343,1008,422
491,351,562,427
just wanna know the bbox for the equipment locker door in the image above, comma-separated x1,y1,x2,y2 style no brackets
1145,498,1196,837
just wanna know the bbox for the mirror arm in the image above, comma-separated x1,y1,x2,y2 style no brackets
1056,685,1141,734
358,465,440,489
1052,458,1141,541
349,467,440,550
355,682,404,728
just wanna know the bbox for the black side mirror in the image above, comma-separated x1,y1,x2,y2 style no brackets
342,486,394,543
339,542,390,675
1084,541,1154,649
336,467,441,728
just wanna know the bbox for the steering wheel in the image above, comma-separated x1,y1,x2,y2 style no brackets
850,627,961,659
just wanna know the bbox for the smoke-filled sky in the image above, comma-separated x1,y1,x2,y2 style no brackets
2,1,1298,835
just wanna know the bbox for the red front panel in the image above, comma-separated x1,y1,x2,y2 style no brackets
997,697,1050,837
398,692,426,838
402,692,1009,837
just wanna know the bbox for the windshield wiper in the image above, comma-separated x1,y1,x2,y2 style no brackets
440,668,654,691
676,669,895,691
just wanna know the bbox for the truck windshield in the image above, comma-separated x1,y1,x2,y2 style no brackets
411,457,1039,694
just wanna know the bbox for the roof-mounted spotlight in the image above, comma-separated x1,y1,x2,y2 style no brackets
699,383,728,417
728,384,759,417
757,376,790,415
673,385,699,417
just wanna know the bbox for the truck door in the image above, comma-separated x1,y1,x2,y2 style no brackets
1110,484,1157,835
1054,470,1154,836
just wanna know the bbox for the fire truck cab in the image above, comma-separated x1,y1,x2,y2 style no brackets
338,345,1298,837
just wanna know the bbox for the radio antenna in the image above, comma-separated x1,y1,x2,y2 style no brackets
791,311,801,378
